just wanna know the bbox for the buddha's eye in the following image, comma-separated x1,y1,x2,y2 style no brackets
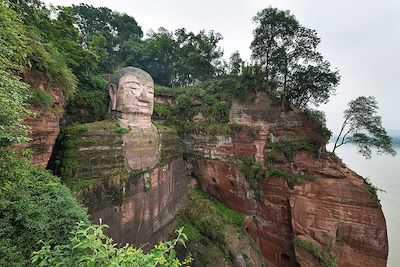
125,81,140,90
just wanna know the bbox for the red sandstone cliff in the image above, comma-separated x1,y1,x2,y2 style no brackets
184,93,388,267
22,70,65,168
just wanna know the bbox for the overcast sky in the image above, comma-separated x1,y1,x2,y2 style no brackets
43,0,400,132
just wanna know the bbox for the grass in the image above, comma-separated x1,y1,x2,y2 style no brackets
29,88,54,107
265,140,319,160
154,84,204,96
177,121,242,136
175,188,246,265
176,188,244,242
239,156,315,189
196,190,244,228
293,237,337,267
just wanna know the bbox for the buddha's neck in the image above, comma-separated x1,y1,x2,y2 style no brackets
114,112,152,129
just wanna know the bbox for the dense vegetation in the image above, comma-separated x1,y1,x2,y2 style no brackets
32,222,191,266
1,0,395,265
0,1,190,265
0,3,88,265
174,189,255,266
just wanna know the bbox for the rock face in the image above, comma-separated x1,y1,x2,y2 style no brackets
22,71,65,168
60,120,189,248
108,67,154,129
184,93,388,267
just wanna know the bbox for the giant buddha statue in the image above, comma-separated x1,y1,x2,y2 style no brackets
108,67,160,170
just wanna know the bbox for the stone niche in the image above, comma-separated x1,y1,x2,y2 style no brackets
62,119,188,247
60,67,189,248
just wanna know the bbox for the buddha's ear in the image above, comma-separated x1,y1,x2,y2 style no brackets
108,83,117,110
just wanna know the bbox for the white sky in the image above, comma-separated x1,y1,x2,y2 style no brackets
43,0,400,132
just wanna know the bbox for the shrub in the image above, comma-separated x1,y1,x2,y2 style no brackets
239,157,315,190
0,157,88,266
153,103,173,119
29,88,54,107
293,237,337,267
32,222,192,266
266,140,319,160
302,108,332,140
65,87,109,123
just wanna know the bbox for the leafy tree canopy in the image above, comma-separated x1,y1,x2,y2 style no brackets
251,7,340,109
333,96,396,158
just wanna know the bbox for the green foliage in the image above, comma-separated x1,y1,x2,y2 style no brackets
302,108,332,140
239,160,269,190
177,216,202,242
333,96,396,158
177,122,241,136
29,87,54,107
65,86,109,123
156,80,233,123
0,2,31,146
196,190,244,228
267,167,315,188
180,189,243,239
28,39,76,92
155,84,204,96
293,238,337,267
153,103,173,119
251,7,340,109
115,126,131,135
176,189,244,264
239,156,315,189
32,221,192,267
0,155,88,266
266,140,319,160
174,94,196,121
228,50,244,75
143,28,224,86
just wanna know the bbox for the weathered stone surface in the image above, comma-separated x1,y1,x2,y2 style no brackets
123,125,160,170
84,158,188,247
290,170,387,267
108,67,154,129
61,120,189,248
186,93,388,266
22,71,65,168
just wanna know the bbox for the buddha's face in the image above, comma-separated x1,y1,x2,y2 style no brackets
114,73,154,116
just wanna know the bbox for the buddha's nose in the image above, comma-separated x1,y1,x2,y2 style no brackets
138,88,151,103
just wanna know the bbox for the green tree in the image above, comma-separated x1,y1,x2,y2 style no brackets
141,28,224,87
174,94,195,121
142,28,179,86
228,50,244,75
71,3,143,72
251,7,339,109
333,96,396,158
175,28,224,86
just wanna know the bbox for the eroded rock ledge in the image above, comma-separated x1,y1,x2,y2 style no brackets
57,120,189,248
183,93,387,267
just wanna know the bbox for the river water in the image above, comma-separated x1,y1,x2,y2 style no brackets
326,144,400,266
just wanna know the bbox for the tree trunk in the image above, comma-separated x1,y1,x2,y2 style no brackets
333,118,348,154
282,71,287,110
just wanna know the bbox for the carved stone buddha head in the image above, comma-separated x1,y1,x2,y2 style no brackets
109,67,154,128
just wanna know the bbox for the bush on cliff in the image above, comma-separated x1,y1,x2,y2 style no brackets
0,153,89,266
